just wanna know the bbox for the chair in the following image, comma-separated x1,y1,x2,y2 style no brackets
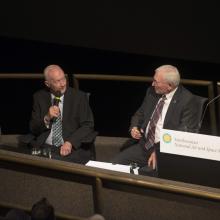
85,92,98,160
81,130,98,160
191,95,208,132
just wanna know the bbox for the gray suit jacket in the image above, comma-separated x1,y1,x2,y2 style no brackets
130,85,198,134
30,87,94,149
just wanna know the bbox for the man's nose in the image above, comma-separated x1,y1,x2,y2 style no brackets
60,81,65,87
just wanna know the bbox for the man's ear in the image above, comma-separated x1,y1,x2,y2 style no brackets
44,80,49,88
168,83,173,92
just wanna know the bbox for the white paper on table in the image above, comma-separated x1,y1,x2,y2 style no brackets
86,160,139,175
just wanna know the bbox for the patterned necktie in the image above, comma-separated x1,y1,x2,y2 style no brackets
145,95,166,150
52,110,63,147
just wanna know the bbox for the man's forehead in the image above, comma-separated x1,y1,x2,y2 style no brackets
48,69,64,78
154,71,164,78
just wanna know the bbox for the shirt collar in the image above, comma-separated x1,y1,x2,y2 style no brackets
164,87,178,100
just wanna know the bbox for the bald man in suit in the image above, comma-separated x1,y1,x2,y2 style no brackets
30,65,94,164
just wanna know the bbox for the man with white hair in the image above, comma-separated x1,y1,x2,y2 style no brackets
112,65,198,174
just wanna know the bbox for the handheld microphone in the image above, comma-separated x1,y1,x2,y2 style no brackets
53,91,61,106
198,94,220,131
52,91,61,121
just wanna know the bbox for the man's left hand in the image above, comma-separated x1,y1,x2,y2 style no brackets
147,151,157,170
60,141,72,156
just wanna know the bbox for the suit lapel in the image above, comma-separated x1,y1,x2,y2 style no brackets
44,91,52,113
62,87,74,126
163,86,182,127
142,92,161,130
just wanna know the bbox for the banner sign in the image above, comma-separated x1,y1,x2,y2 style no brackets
160,129,220,161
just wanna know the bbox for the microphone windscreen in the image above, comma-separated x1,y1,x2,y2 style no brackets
54,91,61,98
53,91,62,106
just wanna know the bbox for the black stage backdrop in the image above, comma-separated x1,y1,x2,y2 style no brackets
0,1,220,64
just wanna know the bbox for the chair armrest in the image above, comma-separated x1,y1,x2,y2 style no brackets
82,131,98,144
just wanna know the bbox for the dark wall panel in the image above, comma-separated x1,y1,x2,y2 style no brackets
0,1,220,63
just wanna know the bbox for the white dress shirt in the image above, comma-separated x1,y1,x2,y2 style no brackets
145,88,177,143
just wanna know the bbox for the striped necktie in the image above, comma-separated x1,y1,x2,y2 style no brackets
145,95,166,150
51,94,63,148
52,113,63,147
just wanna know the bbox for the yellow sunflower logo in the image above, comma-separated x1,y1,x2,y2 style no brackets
163,133,172,143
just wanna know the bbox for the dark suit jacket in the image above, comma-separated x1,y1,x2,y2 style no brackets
30,87,94,150
130,85,198,135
